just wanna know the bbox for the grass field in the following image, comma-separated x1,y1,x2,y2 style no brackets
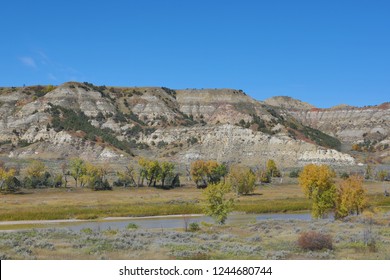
1,180,390,260
1,211,389,260
0,180,389,222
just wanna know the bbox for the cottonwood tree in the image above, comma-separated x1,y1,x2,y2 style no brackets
69,158,87,188
138,158,161,187
190,160,227,188
160,161,175,189
24,160,48,188
335,175,367,219
82,163,111,190
116,165,137,187
228,165,256,195
266,159,281,178
203,181,234,225
0,166,19,193
137,158,176,188
299,164,337,218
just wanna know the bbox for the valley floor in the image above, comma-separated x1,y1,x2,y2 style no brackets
0,181,389,222
0,181,389,260
0,212,389,260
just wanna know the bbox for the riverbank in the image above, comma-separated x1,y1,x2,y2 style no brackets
0,211,389,260
0,182,388,222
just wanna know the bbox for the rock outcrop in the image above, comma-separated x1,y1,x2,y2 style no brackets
2,82,383,167
289,104,390,143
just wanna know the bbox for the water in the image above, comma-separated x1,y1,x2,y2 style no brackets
59,212,313,232
255,213,312,221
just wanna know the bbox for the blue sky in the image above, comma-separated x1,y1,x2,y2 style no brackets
0,0,389,108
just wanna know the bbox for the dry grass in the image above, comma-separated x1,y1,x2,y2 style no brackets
0,181,388,222
1,211,389,260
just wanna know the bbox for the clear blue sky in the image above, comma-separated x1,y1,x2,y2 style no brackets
1,0,389,108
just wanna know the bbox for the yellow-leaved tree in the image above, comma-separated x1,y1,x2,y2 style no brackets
0,166,18,193
190,160,227,188
335,175,367,219
227,165,256,195
299,164,337,218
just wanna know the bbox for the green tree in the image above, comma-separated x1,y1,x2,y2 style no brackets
138,158,161,187
24,160,48,188
159,161,175,189
299,164,337,218
203,181,234,225
26,160,46,179
228,165,256,195
207,162,228,184
116,165,137,187
190,160,227,188
69,158,86,188
82,163,111,190
266,159,281,177
190,160,208,187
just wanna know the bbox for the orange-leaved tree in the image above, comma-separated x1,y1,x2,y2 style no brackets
335,175,367,219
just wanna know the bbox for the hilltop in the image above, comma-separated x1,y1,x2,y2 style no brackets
0,82,388,169
264,96,315,111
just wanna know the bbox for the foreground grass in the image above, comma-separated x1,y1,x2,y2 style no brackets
1,212,389,260
0,182,388,221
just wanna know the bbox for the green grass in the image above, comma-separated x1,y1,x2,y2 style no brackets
0,203,204,221
236,198,312,213
0,183,388,222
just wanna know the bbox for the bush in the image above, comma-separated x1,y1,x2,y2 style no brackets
126,223,139,230
92,179,112,191
298,231,333,251
289,169,300,178
189,223,200,232
340,172,350,179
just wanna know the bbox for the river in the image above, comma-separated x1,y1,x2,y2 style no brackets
67,213,314,231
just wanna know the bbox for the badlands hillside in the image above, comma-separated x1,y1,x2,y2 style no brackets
0,82,389,169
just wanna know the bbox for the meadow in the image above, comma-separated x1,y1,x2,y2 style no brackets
0,180,388,223
1,179,389,260
1,211,389,260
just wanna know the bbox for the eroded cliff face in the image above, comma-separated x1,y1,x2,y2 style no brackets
143,124,354,166
289,105,390,143
0,83,362,167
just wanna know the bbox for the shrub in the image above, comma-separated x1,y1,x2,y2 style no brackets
189,222,200,232
81,228,94,235
289,169,300,178
126,223,139,230
157,140,168,149
298,231,333,251
340,172,350,179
